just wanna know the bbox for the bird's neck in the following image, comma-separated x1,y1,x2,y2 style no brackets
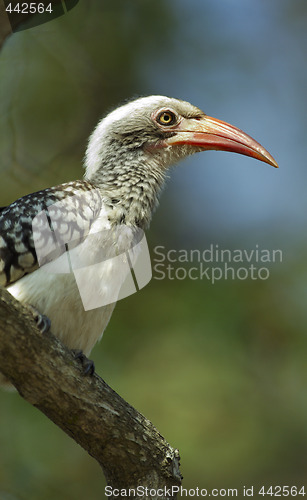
84,148,166,229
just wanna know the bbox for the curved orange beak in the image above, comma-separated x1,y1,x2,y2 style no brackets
165,115,278,168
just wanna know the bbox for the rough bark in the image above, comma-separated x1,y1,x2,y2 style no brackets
0,287,182,499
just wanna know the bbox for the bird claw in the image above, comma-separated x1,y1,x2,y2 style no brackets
71,349,95,376
27,305,51,333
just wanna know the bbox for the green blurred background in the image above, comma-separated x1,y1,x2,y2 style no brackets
0,0,307,498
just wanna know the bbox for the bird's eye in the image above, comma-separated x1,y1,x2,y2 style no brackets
156,110,177,126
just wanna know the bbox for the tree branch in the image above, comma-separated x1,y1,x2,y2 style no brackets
0,0,12,49
0,287,182,499
0,0,66,50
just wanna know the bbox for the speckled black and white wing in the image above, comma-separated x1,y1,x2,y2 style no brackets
0,180,102,287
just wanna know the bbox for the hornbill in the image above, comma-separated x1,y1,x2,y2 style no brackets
0,95,278,387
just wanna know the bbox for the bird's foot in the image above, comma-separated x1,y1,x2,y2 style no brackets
27,305,51,333
71,349,95,376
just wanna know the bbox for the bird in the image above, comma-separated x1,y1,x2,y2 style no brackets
0,95,278,388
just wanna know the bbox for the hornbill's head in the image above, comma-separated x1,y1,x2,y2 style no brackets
85,95,278,180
